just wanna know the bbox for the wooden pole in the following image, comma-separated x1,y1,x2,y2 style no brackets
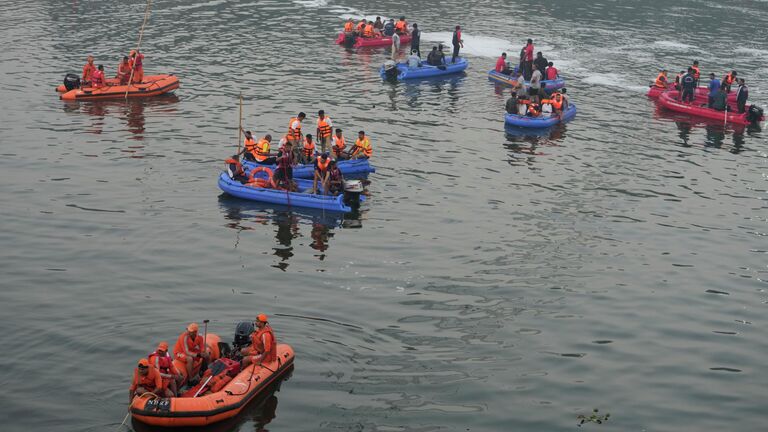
237,92,243,154
125,0,153,99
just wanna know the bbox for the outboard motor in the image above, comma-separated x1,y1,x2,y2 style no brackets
747,105,764,126
343,179,363,210
383,60,399,81
63,73,80,91
233,321,254,352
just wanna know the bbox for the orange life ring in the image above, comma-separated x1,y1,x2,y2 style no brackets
247,166,276,189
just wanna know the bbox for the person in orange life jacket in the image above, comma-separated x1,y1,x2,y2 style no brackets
225,153,248,183
273,141,296,190
148,341,183,396
91,65,106,89
300,134,317,164
312,152,331,194
174,322,210,383
117,56,131,85
325,159,344,195
362,21,376,38
343,18,354,33
82,55,96,86
129,358,167,403
525,99,542,117
241,314,277,368
332,128,347,160
241,130,277,164
722,70,737,92
544,88,565,116
348,130,372,160
316,110,333,153
691,60,700,87
129,50,144,83
545,62,559,81
395,16,409,35
287,112,306,146
654,69,669,89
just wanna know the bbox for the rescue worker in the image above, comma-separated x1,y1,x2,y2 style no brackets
383,18,395,36
325,159,345,195
533,52,548,78
674,70,685,91
332,128,347,160
316,110,333,153
654,69,669,89
735,78,749,113
395,16,409,35
312,152,331,194
173,322,209,383
546,88,565,116
707,72,720,108
82,55,96,86
343,18,354,33
691,60,700,87
525,100,542,117
129,50,144,84
521,38,534,80
129,358,166,403
363,20,375,38
348,130,372,160
225,154,247,183
495,52,508,74
301,134,316,164
287,112,305,147
241,314,277,368
273,142,296,189
722,70,737,92
116,56,131,85
148,342,183,397
680,67,696,103
91,65,106,89
451,25,463,63
711,83,728,112
374,16,384,30
355,19,366,36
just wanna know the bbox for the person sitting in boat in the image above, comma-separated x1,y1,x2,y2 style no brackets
343,17,355,33
545,62,559,81
426,46,441,66
332,128,347,160
91,65,106,89
374,16,384,30
148,342,183,397
116,56,131,85
129,50,144,84
505,92,519,115
395,16,409,35
312,152,331,194
241,314,277,368
129,358,168,403
711,83,729,112
348,130,372,160
545,88,565,116
516,95,529,116
560,88,570,110
525,100,542,118
225,154,248,183
495,52,509,74
383,18,395,36
722,70,737,92
273,142,296,190
362,20,378,38
355,18,366,35
437,44,447,64
407,49,421,68
300,134,317,164
174,322,210,384
654,69,668,89
82,55,96,87
243,131,277,165
325,159,345,195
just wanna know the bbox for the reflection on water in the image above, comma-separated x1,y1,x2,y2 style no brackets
654,104,755,152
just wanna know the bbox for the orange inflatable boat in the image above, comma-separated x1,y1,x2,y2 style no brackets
57,74,179,101
130,329,295,428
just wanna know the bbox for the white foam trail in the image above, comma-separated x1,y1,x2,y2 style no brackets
292,0,329,7
582,72,648,92
421,32,516,58
653,40,699,51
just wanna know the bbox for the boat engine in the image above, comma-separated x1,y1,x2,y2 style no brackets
383,60,399,81
747,105,764,125
63,73,80,91
343,179,364,210
233,321,254,352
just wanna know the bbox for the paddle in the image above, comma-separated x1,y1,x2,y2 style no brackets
237,93,243,155
125,0,153,99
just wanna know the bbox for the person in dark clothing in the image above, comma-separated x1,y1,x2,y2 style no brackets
451,25,463,63
426,46,440,66
383,19,395,36
374,16,383,30
273,142,296,190
711,84,728,111
410,23,421,57
533,52,548,77
521,39,534,80
735,79,749,113
505,94,518,115
437,44,446,64
680,67,696,103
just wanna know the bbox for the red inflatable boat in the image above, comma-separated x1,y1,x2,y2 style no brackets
658,91,763,126
335,32,412,48
647,85,737,103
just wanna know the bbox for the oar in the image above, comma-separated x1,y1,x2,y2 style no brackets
237,92,243,155
125,0,153,99
192,375,213,398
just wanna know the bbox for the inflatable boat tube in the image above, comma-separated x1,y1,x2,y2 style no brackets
380,57,469,81
335,32,412,48
130,344,295,427
488,70,565,90
504,103,577,128
658,91,763,126
647,85,738,103
242,158,374,179
218,172,354,213
58,74,179,101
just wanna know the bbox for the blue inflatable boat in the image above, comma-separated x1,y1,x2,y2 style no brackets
242,158,374,179
504,103,577,128
380,58,469,81
218,172,355,213
488,70,565,90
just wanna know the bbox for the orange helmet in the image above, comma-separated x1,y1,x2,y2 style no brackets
157,341,169,351
256,314,268,323
187,322,199,332
138,358,149,367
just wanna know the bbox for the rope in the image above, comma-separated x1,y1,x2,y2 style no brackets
125,0,153,98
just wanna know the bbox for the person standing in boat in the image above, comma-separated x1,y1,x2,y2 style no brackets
287,112,305,147
410,23,421,57
374,16,384,31
273,142,296,190
707,73,720,108
129,358,168,402
521,39,534,80
116,56,131,85
691,60,701,87
735,79,749,113
545,62,559,81
173,322,210,384
316,110,333,153
128,50,144,84
395,16,409,35
680,67,696,103
332,128,347,160
533,51,548,78
722,70,737,92
711,83,728,112
241,314,277,368
451,25,464,63
81,55,96,87
529,67,543,103
383,18,395,36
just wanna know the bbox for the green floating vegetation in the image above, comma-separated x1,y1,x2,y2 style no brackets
577,409,610,427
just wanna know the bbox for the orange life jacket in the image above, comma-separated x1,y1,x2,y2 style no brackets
395,20,407,33
302,138,316,157
527,102,541,117
148,352,176,378
250,325,276,363
723,73,735,86
253,139,271,162
131,366,162,391
654,73,667,88
316,157,330,172
208,373,233,393
287,117,302,141
82,63,96,81
317,116,332,138
332,135,346,154
549,93,563,110
692,65,700,79
356,21,365,33
225,157,245,177
353,137,372,158
91,70,104,88
363,24,374,37
344,22,354,32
